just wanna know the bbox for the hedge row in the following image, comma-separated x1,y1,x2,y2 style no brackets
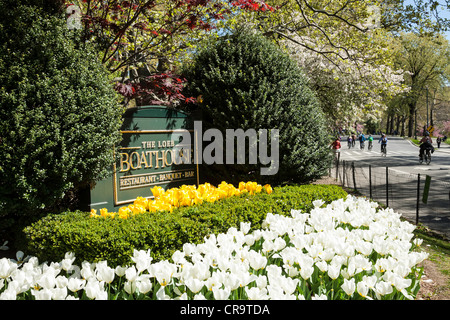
20,184,348,267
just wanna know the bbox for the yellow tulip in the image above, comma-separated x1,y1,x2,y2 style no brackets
263,184,273,194
151,186,165,198
89,209,99,218
91,181,272,219
134,196,149,209
119,206,131,214
118,211,129,219
100,208,109,218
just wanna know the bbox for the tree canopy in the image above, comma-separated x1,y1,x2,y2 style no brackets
391,32,450,136
28,0,450,129
220,0,450,125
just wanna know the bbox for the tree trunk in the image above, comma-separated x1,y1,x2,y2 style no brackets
396,115,400,135
386,114,390,134
430,99,434,127
401,115,406,136
408,102,416,137
390,116,395,135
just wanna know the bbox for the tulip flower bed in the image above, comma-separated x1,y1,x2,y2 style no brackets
21,183,347,266
1,196,428,300
89,181,273,219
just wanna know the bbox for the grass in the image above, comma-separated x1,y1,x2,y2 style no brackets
412,221,450,299
408,136,449,147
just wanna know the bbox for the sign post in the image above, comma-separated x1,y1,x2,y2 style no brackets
422,175,431,204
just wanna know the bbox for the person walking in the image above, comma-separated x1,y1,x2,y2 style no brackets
437,136,442,148
331,137,341,162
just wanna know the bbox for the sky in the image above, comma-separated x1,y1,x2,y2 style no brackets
403,0,450,40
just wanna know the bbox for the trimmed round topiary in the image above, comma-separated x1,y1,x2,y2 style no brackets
182,29,332,185
0,2,123,217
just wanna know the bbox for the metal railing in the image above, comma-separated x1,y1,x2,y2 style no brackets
330,160,450,239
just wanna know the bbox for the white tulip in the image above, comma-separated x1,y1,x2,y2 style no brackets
194,292,207,300
246,287,268,300
342,278,355,296
95,261,115,284
136,276,153,294
156,286,171,300
131,249,153,273
0,287,17,300
212,286,231,300
0,259,17,279
84,279,106,300
185,278,204,293
374,281,393,299
356,281,369,299
299,265,314,280
240,221,251,234
125,266,138,282
114,265,127,277
327,263,340,280
32,288,53,300
51,287,68,300
67,277,86,293
80,261,95,280
124,280,137,295
61,252,76,271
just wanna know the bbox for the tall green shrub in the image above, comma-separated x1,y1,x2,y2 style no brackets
182,29,332,185
0,2,123,217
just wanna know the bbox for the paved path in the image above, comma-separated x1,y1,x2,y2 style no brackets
335,135,450,240
339,135,450,180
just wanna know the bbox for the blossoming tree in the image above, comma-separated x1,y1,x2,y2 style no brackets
220,0,449,124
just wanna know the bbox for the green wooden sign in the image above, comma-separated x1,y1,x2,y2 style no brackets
84,106,198,212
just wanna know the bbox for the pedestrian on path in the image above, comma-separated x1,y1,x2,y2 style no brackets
331,137,341,162
437,136,442,148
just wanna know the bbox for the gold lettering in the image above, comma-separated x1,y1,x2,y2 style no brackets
146,151,157,168
129,152,141,170
155,150,165,169
164,149,173,167
140,151,149,169
120,153,130,172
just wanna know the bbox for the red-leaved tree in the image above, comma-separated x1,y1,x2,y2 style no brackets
66,0,274,107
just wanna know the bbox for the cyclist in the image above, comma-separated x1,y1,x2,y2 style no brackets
359,133,366,150
419,132,434,161
351,133,356,148
368,135,374,150
347,136,352,148
378,133,388,154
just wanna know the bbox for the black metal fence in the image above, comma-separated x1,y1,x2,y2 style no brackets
330,160,450,239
